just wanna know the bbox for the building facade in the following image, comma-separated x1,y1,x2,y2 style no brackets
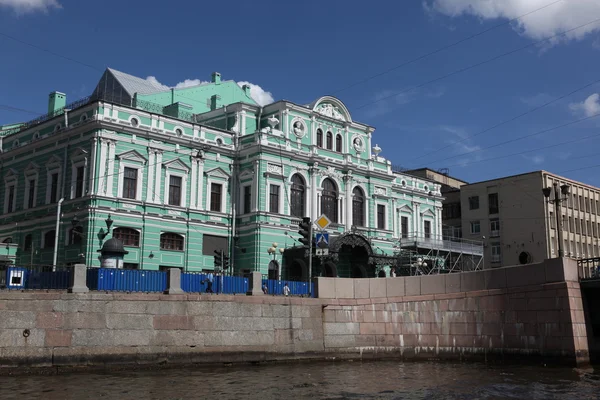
0,68,469,278
457,170,600,269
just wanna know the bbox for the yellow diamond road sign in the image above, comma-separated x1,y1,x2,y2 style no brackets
315,214,332,230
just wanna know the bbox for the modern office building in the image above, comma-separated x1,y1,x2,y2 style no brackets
457,170,600,269
0,68,482,277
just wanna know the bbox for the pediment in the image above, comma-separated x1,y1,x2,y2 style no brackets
71,147,88,160
24,162,40,174
163,158,189,172
397,204,413,213
4,168,18,181
46,155,62,167
421,208,435,217
309,96,352,123
239,169,254,180
204,167,230,179
117,150,147,164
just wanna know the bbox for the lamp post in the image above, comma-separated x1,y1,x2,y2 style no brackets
267,242,285,280
542,182,570,258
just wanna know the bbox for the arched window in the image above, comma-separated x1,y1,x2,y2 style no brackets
326,131,333,150
44,230,56,249
23,235,32,250
290,174,305,218
352,187,365,227
316,129,323,148
113,227,140,247
160,232,184,251
336,134,342,152
69,226,83,246
321,178,338,223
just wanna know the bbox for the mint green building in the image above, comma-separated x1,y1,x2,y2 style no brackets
0,69,482,278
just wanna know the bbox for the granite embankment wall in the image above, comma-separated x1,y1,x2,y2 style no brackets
0,258,589,370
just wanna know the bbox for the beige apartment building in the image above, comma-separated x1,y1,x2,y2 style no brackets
459,170,600,269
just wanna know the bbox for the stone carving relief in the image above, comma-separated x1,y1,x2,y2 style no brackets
319,166,342,179
352,136,365,152
315,103,346,122
374,187,387,196
290,118,306,138
267,163,283,175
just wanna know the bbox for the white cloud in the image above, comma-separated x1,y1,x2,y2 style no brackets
569,93,600,116
237,81,274,106
531,154,545,164
424,0,600,45
144,76,170,91
175,79,209,89
0,0,60,13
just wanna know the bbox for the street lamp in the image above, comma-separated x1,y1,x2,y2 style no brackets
267,242,285,280
542,183,570,258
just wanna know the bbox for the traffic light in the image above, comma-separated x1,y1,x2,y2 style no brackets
298,217,312,248
214,250,223,268
223,253,230,269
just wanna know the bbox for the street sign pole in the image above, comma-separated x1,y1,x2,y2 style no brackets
220,250,224,295
308,222,313,297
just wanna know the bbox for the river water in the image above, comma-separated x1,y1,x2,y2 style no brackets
0,361,598,399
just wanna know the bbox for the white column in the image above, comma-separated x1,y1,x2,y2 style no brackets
392,200,398,238
197,160,205,210
105,141,116,197
345,179,352,230
146,151,155,203
190,158,198,209
251,160,259,212
311,169,318,221
367,131,373,159
413,203,419,237
365,197,371,228
97,140,108,196
153,151,163,203
89,138,98,196
436,207,443,239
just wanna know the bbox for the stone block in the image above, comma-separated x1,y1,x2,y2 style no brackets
355,334,376,347
402,323,430,335
323,322,359,335
246,271,265,296
0,311,36,329
45,330,72,347
0,328,45,347
460,271,485,292
36,312,63,329
544,258,565,283
563,258,579,282
359,322,386,335
405,276,421,296
105,314,153,330
506,264,545,288
315,277,336,298
164,268,184,294
72,329,152,347
421,275,445,295
354,279,370,299
335,279,355,299
0,347,53,368
385,323,403,335
105,301,147,314
146,301,188,315
386,277,405,297
369,278,387,298
445,273,461,293
153,315,194,330
291,305,310,318
69,264,89,293
63,313,106,329
483,268,507,289
151,330,204,347
324,335,356,348
204,330,273,347
376,334,401,347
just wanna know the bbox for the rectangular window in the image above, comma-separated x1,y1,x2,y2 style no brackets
269,184,280,214
575,218,580,234
75,166,85,198
491,243,501,263
442,202,461,219
243,186,251,214
569,216,574,233
490,218,500,236
488,193,499,214
596,200,599,215
50,173,58,203
401,216,408,239
581,219,586,236
549,212,555,229
470,221,480,234
210,183,222,212
586,198,590,213
7,185,15,213
468,196,479,210
377,204,385,229
123,167,137,200
587,220,592,237
424,220,431,239
27,179,35,209
594,222,598,238
579,195,584,211
573,194,578,210
168,175,182,206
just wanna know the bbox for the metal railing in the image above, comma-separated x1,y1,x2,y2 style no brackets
181,272,248,294
577,257,600,280
398,234,484,256
261,276,315,297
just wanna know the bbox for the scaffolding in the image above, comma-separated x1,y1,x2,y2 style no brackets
394,234,484,276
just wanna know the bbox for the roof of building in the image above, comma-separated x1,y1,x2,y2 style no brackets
107,68,171,96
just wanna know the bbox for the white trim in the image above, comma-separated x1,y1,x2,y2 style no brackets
266,181,284,214
241,184,252,214
206,180,226,213
118,162,144,201
165,172,187,207
375,201,387,230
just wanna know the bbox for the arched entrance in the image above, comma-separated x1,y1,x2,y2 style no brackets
330,233,376,278
268,260,279,280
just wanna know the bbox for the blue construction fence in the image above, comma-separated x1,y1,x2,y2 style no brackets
2,266,314,297
262,278,315,297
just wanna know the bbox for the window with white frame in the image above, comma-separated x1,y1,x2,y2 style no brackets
163,158,190,208
470,221,480,234
491,242,501,263
490,218,500,237
45,156,62,204
243,185,251,214
377,204,386,230
3,170,17,214
268,184,281,214
424,220,432,239
70,148,88,199
117,150,146,202
204,167,230,213
401,215,409,238
210,183,222,212
168,175,182,206
24,163,39,210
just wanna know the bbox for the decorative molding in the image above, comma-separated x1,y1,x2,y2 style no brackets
319,166,342,179
290,117,307,138
117,149,147,164
266,163,283,175
398,204,413,213
374,186,387,196
163,158,190,172
420,208,435,217
352,135,365,152
204,167,230,179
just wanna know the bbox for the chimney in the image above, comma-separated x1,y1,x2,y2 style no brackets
211,72,221,85
48,91,66,115
242,84,251,98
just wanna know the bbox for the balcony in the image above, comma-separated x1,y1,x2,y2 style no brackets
398,234,484,256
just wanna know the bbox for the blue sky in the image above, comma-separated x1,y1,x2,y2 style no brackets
2,0,600,185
